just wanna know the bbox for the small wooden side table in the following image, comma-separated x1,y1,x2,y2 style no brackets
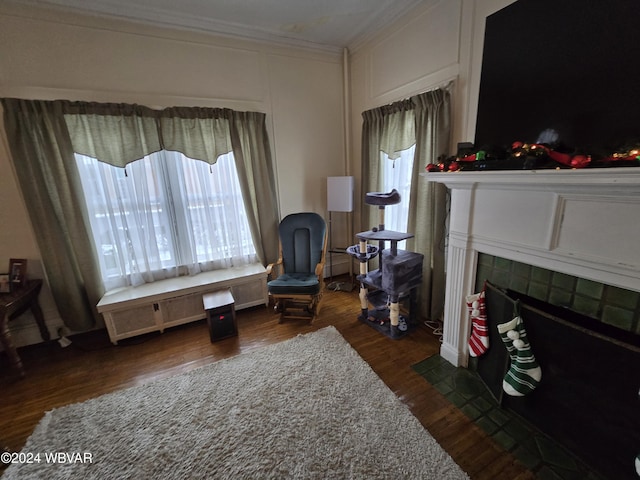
0,279,50,377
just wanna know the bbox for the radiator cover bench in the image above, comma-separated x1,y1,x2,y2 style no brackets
97,264,267,344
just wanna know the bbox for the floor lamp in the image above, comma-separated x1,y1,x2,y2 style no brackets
327,176,354,291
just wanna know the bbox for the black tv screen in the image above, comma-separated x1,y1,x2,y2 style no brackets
474,0,640,160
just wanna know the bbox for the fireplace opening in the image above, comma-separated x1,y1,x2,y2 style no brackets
477,281,640,480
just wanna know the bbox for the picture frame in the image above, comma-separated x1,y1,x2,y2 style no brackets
0,273,10,293
9,258,27,290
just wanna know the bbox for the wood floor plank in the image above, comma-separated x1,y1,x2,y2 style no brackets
0,280,533,479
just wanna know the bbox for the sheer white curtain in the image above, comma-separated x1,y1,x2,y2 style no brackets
380,144,415,249
76,150,257,290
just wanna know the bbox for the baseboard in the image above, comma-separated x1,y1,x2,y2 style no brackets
0,308,63,351
324,254,353,278
440,342,468,367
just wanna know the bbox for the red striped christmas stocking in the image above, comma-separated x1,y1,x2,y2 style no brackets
466,290,489,357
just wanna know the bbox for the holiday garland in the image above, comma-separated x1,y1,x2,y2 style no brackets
426,141,640,172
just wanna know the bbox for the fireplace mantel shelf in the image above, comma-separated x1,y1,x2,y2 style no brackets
423,167,640,192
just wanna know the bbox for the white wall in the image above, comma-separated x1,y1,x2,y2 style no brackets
348,0,462,233
347,0,519,232
0,2,346,345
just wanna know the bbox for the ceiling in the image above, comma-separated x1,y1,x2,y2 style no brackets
15,0,429,52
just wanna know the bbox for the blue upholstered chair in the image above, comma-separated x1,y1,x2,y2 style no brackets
266,212,327,323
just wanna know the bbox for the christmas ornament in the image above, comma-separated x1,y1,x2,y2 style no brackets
448,161,461,172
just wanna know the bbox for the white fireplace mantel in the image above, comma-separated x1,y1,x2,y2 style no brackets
425,167,640,367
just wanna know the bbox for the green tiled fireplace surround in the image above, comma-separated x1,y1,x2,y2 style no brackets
475,253,640,335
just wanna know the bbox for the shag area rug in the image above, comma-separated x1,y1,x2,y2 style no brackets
2,326,469,479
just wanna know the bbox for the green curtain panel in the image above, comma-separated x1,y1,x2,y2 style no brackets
228,110,280,267
408,85,452,322
1,99,102,331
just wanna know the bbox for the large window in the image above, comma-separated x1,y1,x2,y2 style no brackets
76,150,257,290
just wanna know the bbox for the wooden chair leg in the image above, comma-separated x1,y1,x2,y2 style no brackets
275,297,320,323
314,293,323,316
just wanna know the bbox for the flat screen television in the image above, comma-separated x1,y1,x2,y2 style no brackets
474,0,640,164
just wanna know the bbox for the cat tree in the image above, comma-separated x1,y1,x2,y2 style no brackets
346,189,423,339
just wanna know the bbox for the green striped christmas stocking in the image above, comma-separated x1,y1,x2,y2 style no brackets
497,315,542,396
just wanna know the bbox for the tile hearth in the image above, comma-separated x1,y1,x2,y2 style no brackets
413,355,606,480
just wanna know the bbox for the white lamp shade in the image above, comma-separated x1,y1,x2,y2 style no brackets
327,176,354,212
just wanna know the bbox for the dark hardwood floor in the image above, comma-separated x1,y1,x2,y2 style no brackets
0,279,535,479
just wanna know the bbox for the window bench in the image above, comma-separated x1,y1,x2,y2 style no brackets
97,264,267,344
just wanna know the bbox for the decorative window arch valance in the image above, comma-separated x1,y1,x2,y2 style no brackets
63,102,234,167
362,99,415,161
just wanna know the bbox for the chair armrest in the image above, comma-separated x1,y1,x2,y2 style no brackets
266,258,283,279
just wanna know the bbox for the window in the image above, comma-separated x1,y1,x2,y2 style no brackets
76,150,257,290
380,144,415,249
